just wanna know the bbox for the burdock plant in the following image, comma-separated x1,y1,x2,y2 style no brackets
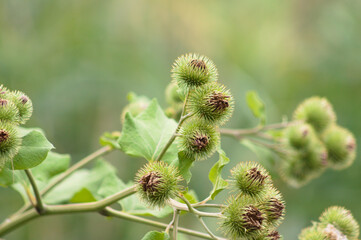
0,54,358,240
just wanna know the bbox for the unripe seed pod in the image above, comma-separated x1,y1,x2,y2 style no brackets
221,196,266,239
165,81,184,106
299,225,328,240
121,93,151,123
0,99,20,123
259,186,285,227
255,230,283,240
231,161,271,198
178,121,220,160
171,53,218,88
319,206,359,240
4,91,33,124
188,83,234,125
293,97,336,134
0,84,9,95
285,123,314,150
322,125,356,170
323,223,348,240
135,161,182,208
279,152,325,188
0,121,22,169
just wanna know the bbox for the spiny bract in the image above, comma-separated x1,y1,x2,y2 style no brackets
171,53,218,88
188,82,234,125
135,161,182,208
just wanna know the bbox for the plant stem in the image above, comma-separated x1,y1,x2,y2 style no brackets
173,209,180,240
104,207,219,240
0,185,136,236
11,146,113,217
198,217,218,240
42,146,112,195
165,208,177,234
156,88,193,162
169,198,222,218
219,121,294,140
156,112,193,162
24,169,45,214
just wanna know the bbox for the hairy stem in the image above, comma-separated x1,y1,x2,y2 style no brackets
198,217,218,240
11,146,113,217
220,121,294,140
104,207,219,240
24,169,45,214
173,209,180,240
0,185,136,236
169,198,223,218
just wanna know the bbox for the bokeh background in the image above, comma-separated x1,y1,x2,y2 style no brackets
1,0,361,239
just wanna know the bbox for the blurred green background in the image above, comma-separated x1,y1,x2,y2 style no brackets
1,0,360,239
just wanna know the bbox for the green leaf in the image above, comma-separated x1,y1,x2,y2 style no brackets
0,167,15,187
246,91,266,125
12,127,54,170
142,231,170,240
179,189,199,204
118,99,178,164
99,131,121,149
70,188,97,203
31,152,71,182
172,151,194,183
44,159,116,204
208,149,230,200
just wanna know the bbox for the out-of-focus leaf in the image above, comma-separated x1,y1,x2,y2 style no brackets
31,152,71,182
70,188,97,203
142,231,170,240
208,149,230,200
118,99,178,165
172,151,194,183
44,159,116,204
12,127,54,170
99,131,121,149
246,91,266,125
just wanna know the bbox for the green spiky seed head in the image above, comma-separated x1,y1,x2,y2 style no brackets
259,186,285,227
165,81,184,106
279,151,325,188
221,196,266,239
135,161,181,208
171,53,218,88
255,230,283,240
178,121,220,160
5,91,33,124
319,206,359,240
0,121,22,163
322,125,356,170
299,225,328,240
323,223,349,240
293,97,336,133
285,123,315,150
121,93,151,123
0,99,20,123
231,161,271,198
0,84,9,94
188,83,234,125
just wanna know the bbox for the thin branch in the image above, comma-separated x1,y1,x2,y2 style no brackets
198,217,218,240
165,208,177,234
11,146,113,218
169,198,222,218
173,210,180,240
24,169,45,214
104,207,221,240
219,121,295,140
0,185,136,236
